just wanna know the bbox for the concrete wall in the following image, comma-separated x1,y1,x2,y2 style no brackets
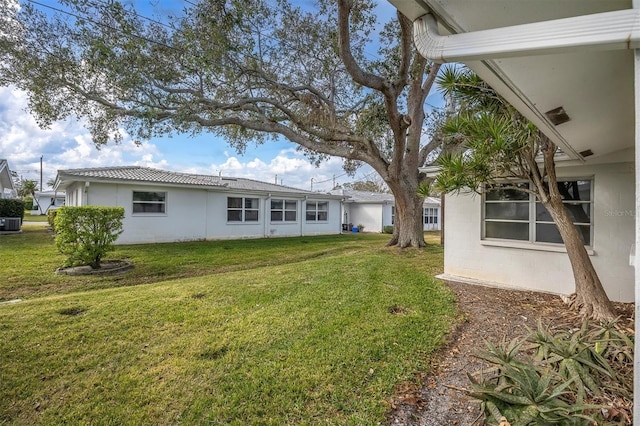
73,183,341,244
350,203,384,232
344,202,441,233
443,161,634,302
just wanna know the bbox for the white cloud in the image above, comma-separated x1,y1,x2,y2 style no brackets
203,150,366,191
0,86,166,188
0,86,377,192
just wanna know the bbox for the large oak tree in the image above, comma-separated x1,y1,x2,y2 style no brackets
0,0,444,247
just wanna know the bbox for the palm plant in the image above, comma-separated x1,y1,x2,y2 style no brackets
17,179,37,199
17,179,42,214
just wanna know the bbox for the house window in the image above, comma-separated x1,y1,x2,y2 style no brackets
483,180,592,245
423,207,438,224
227,197,259,222
306,201,328,222
271,199,297,222
133,191,166,214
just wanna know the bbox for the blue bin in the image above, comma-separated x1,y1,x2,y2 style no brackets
352,226,359,233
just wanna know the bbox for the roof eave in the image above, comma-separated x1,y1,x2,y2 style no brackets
406,5,640,161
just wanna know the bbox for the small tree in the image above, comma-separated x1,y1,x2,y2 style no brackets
54,206,124,269
338,179,389,193
17,179,42,214
435,67,616,321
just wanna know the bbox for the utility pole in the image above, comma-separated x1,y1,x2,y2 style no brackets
310,177,314,191
40,156,43,191
275,174,277,184
332,174,335,189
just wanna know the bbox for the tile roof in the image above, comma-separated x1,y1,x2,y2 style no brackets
331,189,440,205
332,189,394,203
57,166,334,196
59,166,226,187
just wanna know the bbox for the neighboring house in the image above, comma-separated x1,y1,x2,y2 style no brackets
0,159,16,199
331,189,441,232
388,0,636,304
54,166,343,244
30,190,66,215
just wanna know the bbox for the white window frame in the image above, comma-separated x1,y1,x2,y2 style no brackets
227,197,260,223
270,199,297,223
482,179,593,247
306,201,328,222
423,207,438,224
132,191,167,215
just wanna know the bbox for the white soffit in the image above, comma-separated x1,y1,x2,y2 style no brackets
389,0,634,160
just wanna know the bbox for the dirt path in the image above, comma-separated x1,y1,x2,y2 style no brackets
387,280,634,425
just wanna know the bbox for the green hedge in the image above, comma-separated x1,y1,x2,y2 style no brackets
0,199,26,219
47,209,58,230
54,206,125,269
383,225,393,234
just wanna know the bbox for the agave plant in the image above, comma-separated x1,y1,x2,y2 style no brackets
527,321,616,403
468,362,599,425
469,319,633,425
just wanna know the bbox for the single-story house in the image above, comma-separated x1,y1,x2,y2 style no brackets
0,159,16,199
30,190,65,215
330,189,441,232
386,0,640,413
387,0,637,302
54,166,344,244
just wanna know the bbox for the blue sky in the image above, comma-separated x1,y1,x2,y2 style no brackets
1,0,442,192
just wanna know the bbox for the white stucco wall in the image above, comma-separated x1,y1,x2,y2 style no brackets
72,183,341,244
343,202,441,233
84,183,208,244
443,161,634,302
301,198,343,236
350,203,384,232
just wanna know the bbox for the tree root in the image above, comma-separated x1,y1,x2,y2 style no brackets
563,293,617,322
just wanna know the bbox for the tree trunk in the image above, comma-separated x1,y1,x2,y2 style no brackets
542,199,616,321
538,139,616,321
387,182,426,248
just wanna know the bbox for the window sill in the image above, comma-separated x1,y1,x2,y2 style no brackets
481,239,595,255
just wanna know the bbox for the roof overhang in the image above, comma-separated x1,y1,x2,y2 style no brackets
0,160,15,192
388,0,635,162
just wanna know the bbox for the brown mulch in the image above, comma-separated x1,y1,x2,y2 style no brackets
387,280,635,426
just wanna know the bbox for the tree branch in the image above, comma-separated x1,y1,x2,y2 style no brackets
392,11,413,92
336,0,385,92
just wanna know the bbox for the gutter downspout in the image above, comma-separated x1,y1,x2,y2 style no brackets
414,8,640,63
633,3,640,426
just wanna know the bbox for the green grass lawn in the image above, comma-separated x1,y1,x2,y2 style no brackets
23,212,50,222
0,229,454,425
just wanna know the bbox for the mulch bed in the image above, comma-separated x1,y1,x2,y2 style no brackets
55,259,133,276
387,280,634,426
